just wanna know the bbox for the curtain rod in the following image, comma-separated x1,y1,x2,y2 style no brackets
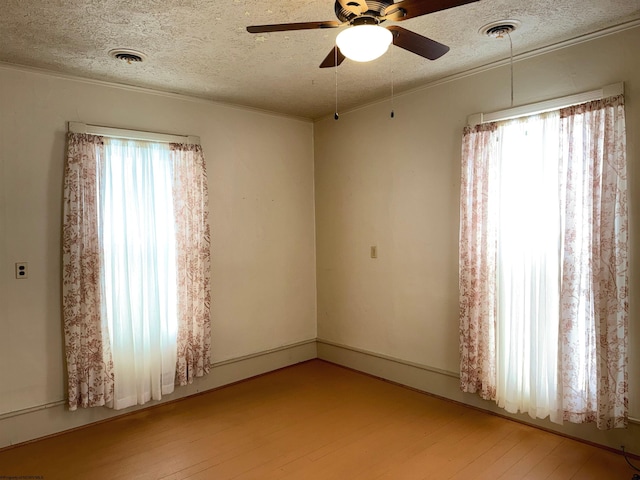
467,82,624,125
68,122,200,145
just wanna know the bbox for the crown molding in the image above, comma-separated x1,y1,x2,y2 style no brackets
0,61,313,124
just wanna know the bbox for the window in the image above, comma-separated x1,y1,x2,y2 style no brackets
459,94,628,429
62,127,211,411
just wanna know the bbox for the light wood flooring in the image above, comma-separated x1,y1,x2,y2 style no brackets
0,360,635,479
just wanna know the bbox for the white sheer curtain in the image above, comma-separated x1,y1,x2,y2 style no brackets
459,96,628,429
101,139,178,409
495,113,561,421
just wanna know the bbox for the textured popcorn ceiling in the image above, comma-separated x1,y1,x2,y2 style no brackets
1,0,639,119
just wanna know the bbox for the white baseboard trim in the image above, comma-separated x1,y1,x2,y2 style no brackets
3,338,638,456
0,339,317,449
317,338,640,456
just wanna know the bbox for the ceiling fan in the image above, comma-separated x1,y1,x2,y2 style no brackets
247,0,480,68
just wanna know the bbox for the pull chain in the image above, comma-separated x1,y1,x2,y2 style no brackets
390,46,395,119
334,46,339,120
507,31,514,107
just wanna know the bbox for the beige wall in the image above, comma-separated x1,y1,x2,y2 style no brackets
0,67,317,421
314,25,640,439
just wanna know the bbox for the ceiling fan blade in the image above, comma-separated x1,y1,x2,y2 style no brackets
337,0,369,15
387,26,449,60
247,20,341,34
383,0,479,21
319,46,346,68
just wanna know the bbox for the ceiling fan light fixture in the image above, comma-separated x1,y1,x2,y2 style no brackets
336,24,393,62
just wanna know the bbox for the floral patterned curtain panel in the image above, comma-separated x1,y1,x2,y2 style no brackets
459,95,628,429
458,122,499,402
62,133,211,410
171,143,212,386
62,133,114,410
558,96,628,428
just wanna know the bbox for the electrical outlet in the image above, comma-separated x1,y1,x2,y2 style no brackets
370,246,377,259
15,262,28,279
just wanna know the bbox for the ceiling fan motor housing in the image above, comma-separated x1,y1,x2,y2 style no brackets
334,0,394,22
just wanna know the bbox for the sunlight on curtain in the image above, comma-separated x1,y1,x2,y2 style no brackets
459,95,628,429
495,113,561,421
101,139,178,409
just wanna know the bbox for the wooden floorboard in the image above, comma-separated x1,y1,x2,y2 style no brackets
0,360,634,480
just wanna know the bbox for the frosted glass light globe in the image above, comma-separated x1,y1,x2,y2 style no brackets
336,25,393,63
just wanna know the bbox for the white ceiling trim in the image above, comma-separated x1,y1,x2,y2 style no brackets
0,61,313,124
